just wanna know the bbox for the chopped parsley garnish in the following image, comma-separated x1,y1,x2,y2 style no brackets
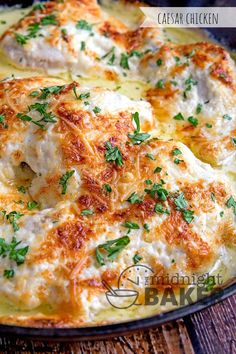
174,56,180,64
133,253,142,264
223,114,232,121
76,20,92,31
145,179,152,185
41,14,58,26
17,186,26,194
155,79,164,89
146,153,156,160
196,103,202,114
173,193,194,223
127,192,143,204
80,41,86,50
4,211,24,232
105,142,123,166
232,138,236,146
183,75,197,99
33,85,65,100
225,196,236,215
174,193,188,210
30,91,40,97
17,101,56,130
103,184,112,193
128,112,150,145
154,203,170,214
81,209,94,216
145,183,169,201
156,58,162,66
0,236,28,266
206,123,212,128
122,221,140,230
59,170,75,195
188,116,198,127
73,87,90,100
14,33,28,45
182,210,194,223
130,50,143,58
101,47,115,65
119,50,145,70
120,53,130,70
220,211,224,217
93,106,101,114
143,223,150,232
27,201,38,210
33,3,45,11
3,269,15,279
172,148,182,156
170,79,178,86
211,192,216,202
173,112,184,121
0,114,8,129
154,166,162,173
14,14,58,45
204,276,216,292
61,28,68,39
79,92,90,100
96,235,130,266
174,158,183,165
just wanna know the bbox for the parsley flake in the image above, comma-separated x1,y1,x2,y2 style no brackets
76,20,92,31
96,235,130,266
103,184,112,193
223,114,232,121
172,148,182,156
133,253,142,264
226,196,236,215
173,112,184,121
143,223,150,232
81,209,94,216
188,116,198,127
3,269,15,279
27,201,38,210
0,114,8,129
155,79,164,89
93,106,101,114
122,221,140,230
127,192,143,204
154,166,162,173
59,170,75,195
128,112,150,145
105,142,123,166
146,153,156,160
196,103,203,114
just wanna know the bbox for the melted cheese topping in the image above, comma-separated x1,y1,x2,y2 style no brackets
142,42,236,169
0,0,163,80
0,1,235,328
0,76,234,327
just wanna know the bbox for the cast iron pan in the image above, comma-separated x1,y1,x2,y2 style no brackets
0,0,235,340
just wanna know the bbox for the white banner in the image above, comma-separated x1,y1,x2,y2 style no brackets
140,7,236,28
